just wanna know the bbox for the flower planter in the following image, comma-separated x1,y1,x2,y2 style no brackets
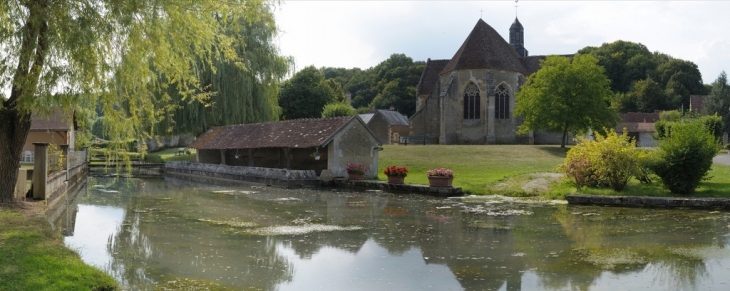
428,176,453,187
387,175,405,184
348,173,365,180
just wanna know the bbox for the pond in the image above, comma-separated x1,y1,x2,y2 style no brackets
51,177,730,291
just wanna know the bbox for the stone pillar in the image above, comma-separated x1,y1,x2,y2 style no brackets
724,132,728,145
528,130,534,145
248,149,256,167
220,149,226,165
486,70,496,144
15,168,27,200
33,142,49,200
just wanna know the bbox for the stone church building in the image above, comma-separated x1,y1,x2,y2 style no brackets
410,18,570,145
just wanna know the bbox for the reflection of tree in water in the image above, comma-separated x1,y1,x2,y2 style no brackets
513,204,727,291
102,189,294,290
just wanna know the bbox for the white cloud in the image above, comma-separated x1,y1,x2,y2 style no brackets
275,1,730,83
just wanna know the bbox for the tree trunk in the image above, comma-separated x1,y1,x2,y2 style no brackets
0,109,32,203
561,122,569,148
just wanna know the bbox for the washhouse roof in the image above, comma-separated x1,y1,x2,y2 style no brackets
190,116,376,150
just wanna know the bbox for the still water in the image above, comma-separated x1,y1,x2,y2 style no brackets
52,177,730,291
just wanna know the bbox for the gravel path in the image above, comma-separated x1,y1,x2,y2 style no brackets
713,154,730,166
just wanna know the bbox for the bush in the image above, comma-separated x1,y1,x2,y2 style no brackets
562,130,641,192
650,122,719,194
322,102,357,118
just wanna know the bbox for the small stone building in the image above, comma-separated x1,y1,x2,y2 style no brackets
190,116,381,178
616,112,660,147
409,18,571,145
358,110,409,144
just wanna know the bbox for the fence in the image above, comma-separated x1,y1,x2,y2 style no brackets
68,151,86,169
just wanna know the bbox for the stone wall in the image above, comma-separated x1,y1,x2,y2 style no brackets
389,125,409,144
436,69,526,144
165,161,318,188
368,115,391,144
328,121,380,178
410,83,441,144
533,130,577,145
567,194,730,209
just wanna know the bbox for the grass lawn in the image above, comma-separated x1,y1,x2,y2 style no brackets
378,144,730,199
378,144,568,195
0,205,118,291
145,147,197,162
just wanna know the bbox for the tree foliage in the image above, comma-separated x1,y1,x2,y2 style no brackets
515,54,619,148
156,10,292,136
278,66,339,120
320,54,424,117
650,121,719,194
321,102,356,118
579,41,706,112
0,0,275,202
704,71,730,131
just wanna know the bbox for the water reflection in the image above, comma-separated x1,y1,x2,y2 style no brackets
57,177,730,291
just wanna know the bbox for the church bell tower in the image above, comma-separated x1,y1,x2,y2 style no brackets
509,18,528,57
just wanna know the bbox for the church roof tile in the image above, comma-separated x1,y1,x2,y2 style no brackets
440,19,528,75
416,59,449,96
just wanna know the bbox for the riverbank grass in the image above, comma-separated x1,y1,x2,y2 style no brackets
0,205,118,291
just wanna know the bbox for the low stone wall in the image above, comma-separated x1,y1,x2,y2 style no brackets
567,194,730,209
334,179,463,197
165,162,318,188
45,170,68,208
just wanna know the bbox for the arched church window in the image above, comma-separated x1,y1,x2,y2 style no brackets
463,83,480,120
496,84,510,119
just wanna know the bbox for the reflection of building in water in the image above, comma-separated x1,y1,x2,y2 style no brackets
46,182,85,236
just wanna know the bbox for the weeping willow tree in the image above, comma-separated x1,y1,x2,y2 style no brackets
0,0,277,202
156,7,292,136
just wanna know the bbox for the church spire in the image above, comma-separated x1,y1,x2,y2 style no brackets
509,17,528,57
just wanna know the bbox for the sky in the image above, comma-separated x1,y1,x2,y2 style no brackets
274,1,730,84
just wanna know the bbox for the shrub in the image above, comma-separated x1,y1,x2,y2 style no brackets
697,114,723,140
322,102,357,118
561,130,640,192
650,121,719,194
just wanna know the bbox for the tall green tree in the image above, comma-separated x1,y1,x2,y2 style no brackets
515,55,619,148
0,0,270,202
631,77,667,113
704,71,730,132
157,10,292,136
278,66,339,120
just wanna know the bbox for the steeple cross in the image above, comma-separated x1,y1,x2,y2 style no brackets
515,0,519,18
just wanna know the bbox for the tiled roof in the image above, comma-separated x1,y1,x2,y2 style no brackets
30,111,72,132
416,59,449,96
617,122,656,133
619,112,660,123
440,19,528,75
374,110,409,126
518,54,575,76
690,95,707,113
190,116,368,150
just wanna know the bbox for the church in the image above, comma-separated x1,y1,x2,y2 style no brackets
409,18,571,145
